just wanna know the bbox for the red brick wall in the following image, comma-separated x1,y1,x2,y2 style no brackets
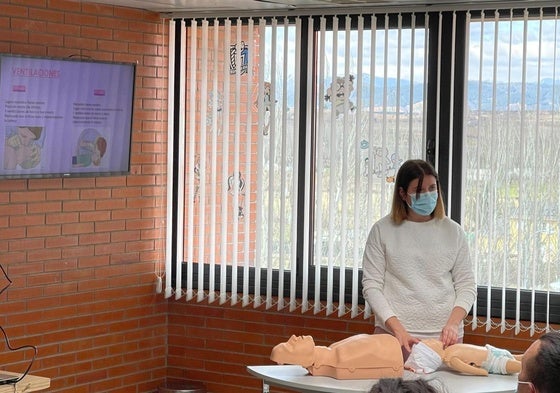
1,2,555,393
168,301,377,393
168,300,557,393
0,1,168,392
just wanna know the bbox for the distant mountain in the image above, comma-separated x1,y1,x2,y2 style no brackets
283,75,560,111
466,80,560,111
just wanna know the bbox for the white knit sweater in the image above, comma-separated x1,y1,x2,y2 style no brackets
362,215,476,338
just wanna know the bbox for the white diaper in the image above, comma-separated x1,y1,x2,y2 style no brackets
404,342,443,374
481,344,514,374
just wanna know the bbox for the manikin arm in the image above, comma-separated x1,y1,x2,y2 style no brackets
446,357,489,376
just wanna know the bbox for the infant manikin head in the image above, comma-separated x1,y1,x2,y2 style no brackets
270,335,315,368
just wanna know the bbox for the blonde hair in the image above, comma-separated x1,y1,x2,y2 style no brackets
390,159,446,224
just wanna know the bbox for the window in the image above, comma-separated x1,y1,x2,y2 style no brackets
166,5,560,333
309,14,428,316
168,14,430,311
463,8,560,331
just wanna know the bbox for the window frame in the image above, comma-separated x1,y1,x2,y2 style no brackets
173,8,560,325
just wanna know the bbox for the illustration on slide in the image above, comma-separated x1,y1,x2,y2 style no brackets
72,128,107,167
3,126,44,170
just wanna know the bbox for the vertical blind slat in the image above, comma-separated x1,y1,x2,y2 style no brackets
220,19,231,305
165,19,176,299
254,18,267,309
243,18,254,307
185,19,198,301
278,17,288,311
363,14,378,320
514,9,529,334
408,14,416,158
301,16,314,314
381,14,389,175
395,14,402,160
446,12,456,209
547,8,560,330
486,11,499,333
529,10,545,336
290,17,302,312
379,14,390,214
266,19,278,310
326,15,339,316
175,20,187,301
337,15,352,317
230,18,242,306
472,11,484,325
421,13,429,159
434,13,442,168
314,16,327,315
208,18,220,304
351,15,365,319
197,20,209,302
499,11,513,334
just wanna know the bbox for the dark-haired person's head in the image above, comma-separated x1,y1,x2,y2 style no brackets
518,331,560,393
391,159,446,224
370,378,441,393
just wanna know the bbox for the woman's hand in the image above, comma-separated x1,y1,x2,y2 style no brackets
441,306,468,347
440,322,459,347
385,316,419,352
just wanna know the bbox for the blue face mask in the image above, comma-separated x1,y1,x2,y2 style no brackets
408,191,438,216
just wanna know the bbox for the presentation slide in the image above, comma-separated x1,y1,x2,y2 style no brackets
0,55,135,178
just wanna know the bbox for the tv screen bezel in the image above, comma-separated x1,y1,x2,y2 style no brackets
0,53,136,180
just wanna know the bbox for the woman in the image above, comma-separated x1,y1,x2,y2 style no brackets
362,159,476,359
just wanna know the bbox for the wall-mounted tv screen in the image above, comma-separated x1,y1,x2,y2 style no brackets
0,53,135,179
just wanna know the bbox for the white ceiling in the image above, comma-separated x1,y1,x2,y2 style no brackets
89,0,556,15
89,0,432,14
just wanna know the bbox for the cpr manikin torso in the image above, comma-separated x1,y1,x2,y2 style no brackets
270,334,403,380
409,339,522,376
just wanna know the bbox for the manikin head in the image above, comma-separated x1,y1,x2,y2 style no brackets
270,335,315,368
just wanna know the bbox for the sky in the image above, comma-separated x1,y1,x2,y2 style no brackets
264,14,560,85
468,17,560,83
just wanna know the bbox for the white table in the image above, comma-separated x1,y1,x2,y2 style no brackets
247,365,518,393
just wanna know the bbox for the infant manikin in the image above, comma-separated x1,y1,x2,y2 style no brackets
270,334,403,380
405,339,522,376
